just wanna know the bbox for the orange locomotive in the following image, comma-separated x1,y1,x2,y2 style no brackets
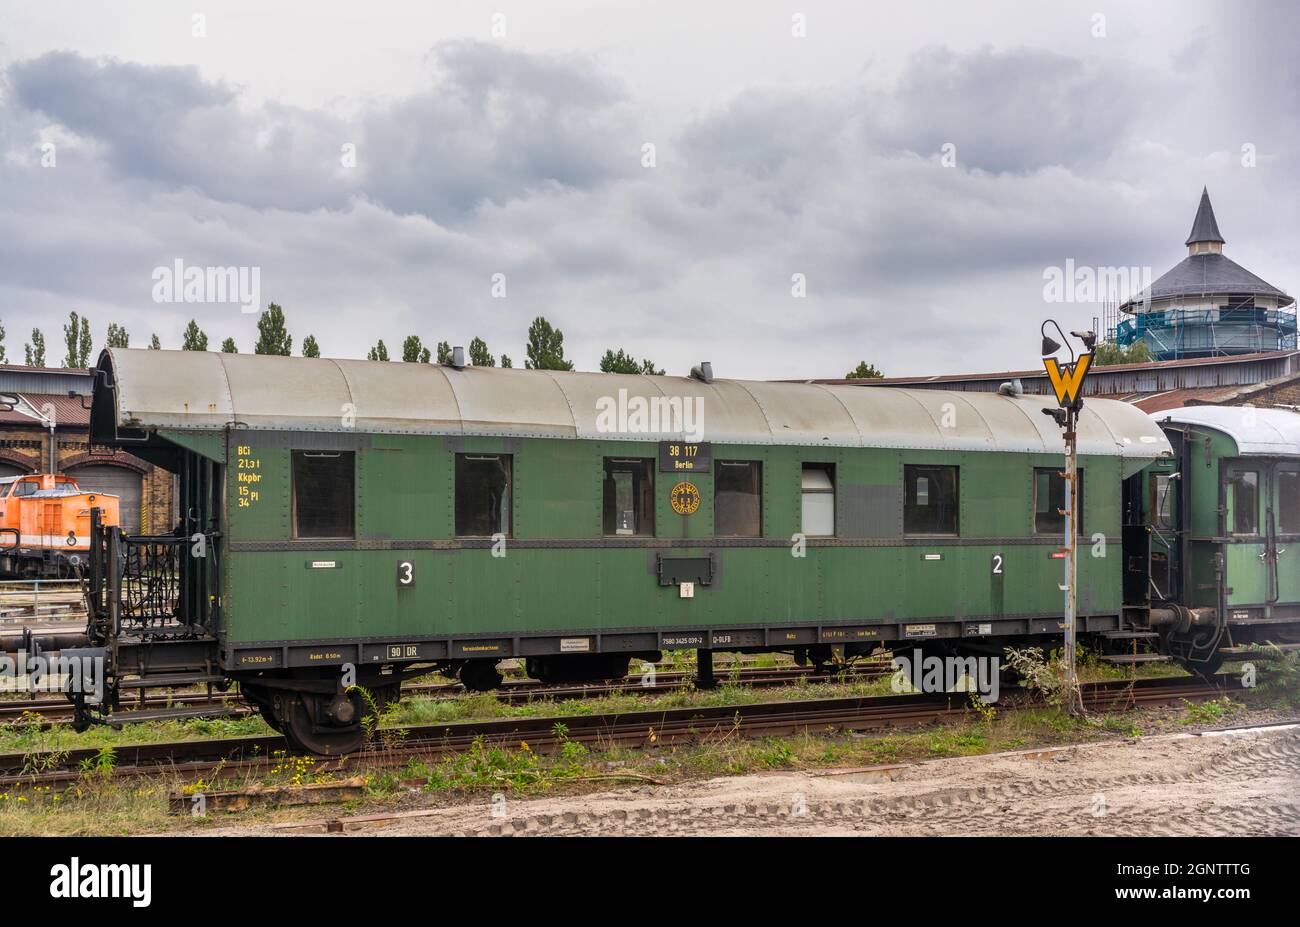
0,474,120,577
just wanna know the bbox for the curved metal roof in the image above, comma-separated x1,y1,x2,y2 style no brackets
98,349,1171,466
1153,405,1300,457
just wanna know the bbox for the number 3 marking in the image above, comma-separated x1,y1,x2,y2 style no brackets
397,561,415,586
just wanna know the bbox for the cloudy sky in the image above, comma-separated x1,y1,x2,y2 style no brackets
1,1,1296,378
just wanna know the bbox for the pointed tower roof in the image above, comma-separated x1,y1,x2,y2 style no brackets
1185,186,1225,246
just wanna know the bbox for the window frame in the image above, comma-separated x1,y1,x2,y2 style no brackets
1279,465,1300,535
602,457,655,537
1227,467,1260,536
800,462,836,538
1032,466,1085,535
714,459,763,538
902,464,959,537
454,453,513,538
290,450,356,540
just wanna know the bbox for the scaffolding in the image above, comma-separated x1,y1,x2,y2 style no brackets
1113,299,1297,361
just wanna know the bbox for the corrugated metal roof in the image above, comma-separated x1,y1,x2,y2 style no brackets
0,393,91,427
1154,406,1300,457
100,348,1172,465
804,350,1300,388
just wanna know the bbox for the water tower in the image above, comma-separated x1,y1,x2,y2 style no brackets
1115,188,1296,360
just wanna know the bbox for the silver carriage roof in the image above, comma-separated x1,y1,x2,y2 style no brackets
1153,405,1300,456
96,348,1171,469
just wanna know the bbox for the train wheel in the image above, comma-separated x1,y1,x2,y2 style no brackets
279,691,369,756
241,684,283,732
259,705,283,733
460,660,504,692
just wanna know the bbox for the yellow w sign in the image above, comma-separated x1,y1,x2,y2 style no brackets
1043,352,1092,407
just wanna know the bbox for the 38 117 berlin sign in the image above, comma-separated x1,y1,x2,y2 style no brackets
659,441,712,473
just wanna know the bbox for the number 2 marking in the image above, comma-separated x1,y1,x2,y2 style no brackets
992,554,1003,575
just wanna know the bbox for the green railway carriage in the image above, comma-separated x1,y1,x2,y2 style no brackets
1139,406,1300,670
81,347,1174,753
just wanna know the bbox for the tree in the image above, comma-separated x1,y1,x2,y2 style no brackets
254,303,292,355
600,348,639,374
1092,341,1152,366
845,360,884,379
181,319,209,351
401,335,426,363
105,324,129,348
0,320,6,363
367,340,390,362
220,337,238,354
468,337,495,367
25,329,46,367
599,348,662,375
436,341,451,364
63,311,92,367
149,334,161,349
500,354,513,368
525,316,573,371
302,335,320,358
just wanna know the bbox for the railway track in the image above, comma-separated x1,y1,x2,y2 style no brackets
0,662,893,724
0,675,1240,789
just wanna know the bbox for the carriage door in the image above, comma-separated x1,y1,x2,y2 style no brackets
1267,462,1298,604
1224,461,1271,605
1147,468,1180,601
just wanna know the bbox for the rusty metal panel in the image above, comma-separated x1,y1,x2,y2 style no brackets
443,366,576,438
110,348,234,429
734,381,860,446
333,359,461,433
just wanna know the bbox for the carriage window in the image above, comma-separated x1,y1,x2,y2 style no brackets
1151,472,1175,528
292,451,355,538
716,461,762,537
1278,469,1299,534
456,454,512,537
904,465,958,535
12,481,37,498
1229,470,1259,535
1034,468,1084,534
604,458,654,536
801,464,835,537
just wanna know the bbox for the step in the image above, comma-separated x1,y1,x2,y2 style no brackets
118,673,226,689
1101,653,1172,665
1216,644,1300,660
106,704,245,725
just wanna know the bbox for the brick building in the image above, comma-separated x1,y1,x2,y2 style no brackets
0,364,175,534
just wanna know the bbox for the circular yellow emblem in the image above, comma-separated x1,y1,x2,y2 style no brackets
670,481,701,516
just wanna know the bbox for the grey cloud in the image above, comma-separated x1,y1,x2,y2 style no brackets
5,42,635,222
0,23,1295,382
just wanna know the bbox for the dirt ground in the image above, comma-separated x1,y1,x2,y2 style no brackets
210,721,1300,837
